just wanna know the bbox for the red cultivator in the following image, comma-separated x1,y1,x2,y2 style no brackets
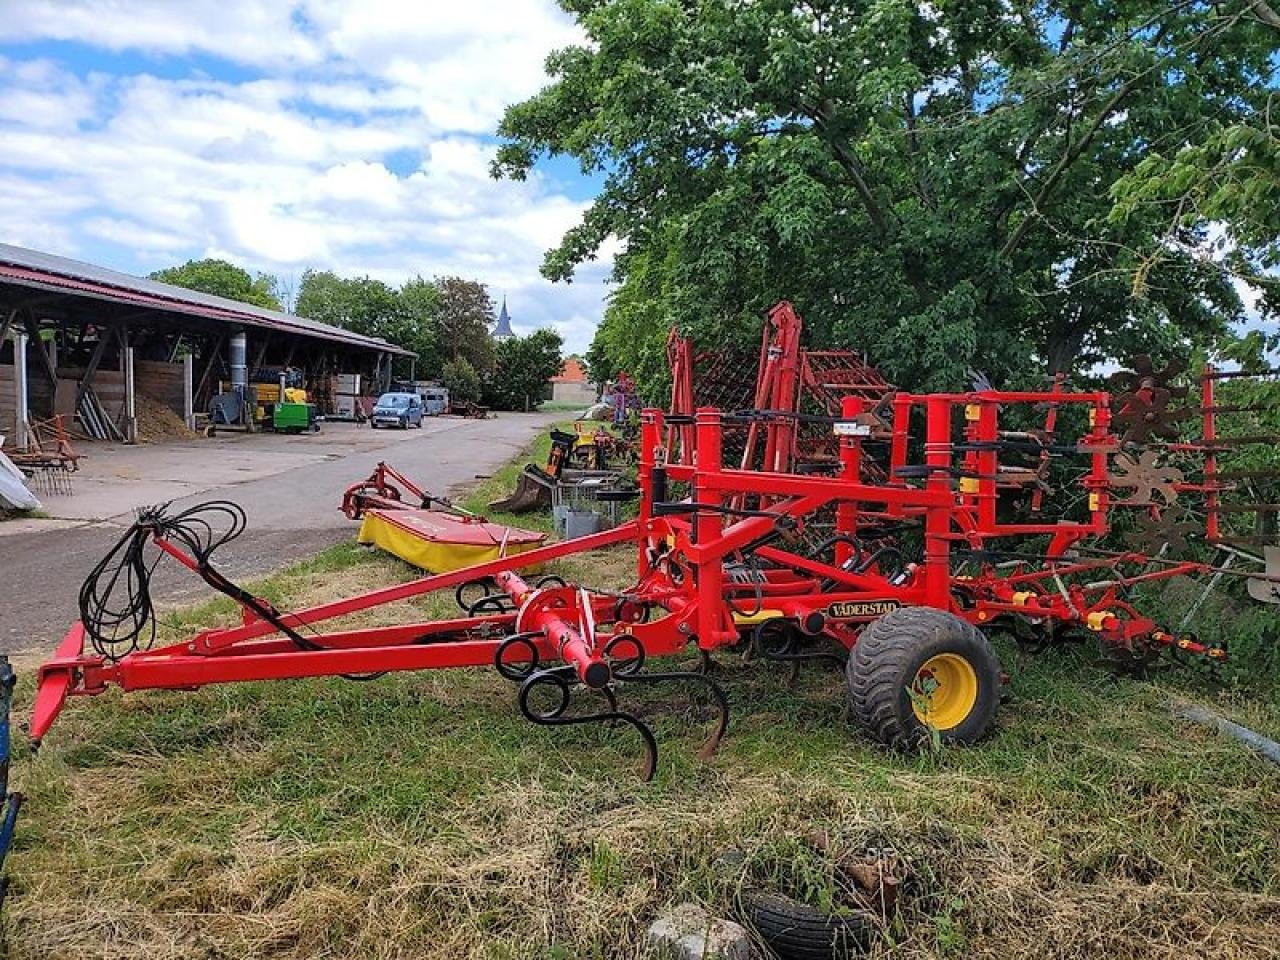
29,303,1279,781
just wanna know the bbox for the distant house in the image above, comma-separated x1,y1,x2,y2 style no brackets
549,357,597,405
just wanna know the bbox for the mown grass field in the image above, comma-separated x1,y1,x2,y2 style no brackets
4,428,1278,959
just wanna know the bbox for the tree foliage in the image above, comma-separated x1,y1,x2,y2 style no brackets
483,328,565,411
441,357,484,405
151,258,281,311
435,276,498,374
295,270,440,374
496,0,1278,392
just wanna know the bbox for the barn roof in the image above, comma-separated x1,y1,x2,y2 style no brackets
0,242,414,357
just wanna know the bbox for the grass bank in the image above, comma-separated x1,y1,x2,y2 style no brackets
4,428,1278,959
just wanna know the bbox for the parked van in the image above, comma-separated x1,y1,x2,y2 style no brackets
370,392,424,429
421,387,449,416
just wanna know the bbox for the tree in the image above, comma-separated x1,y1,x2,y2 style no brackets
400,276,443,375
434,276,498,374
441,357,483,405
151,258,281,311
295,270,439,373
495,1,1276,393
483,328,564,411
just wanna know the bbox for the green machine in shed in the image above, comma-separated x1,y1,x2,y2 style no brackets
271,399,319,434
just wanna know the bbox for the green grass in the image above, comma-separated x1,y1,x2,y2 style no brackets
538,401,595,413
4,429,1279,959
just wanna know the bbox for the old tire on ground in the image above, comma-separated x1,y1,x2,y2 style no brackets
739,890,875,960
847,607,999,749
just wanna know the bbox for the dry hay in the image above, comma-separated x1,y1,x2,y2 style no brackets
7,770,1279,960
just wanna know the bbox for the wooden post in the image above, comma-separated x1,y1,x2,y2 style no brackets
0,308,16,347
13,332,29,452
194,332,226,407
124,344,137,444
183,353,195,430
22,310,57,386
76,325,112,411
249,334,270,380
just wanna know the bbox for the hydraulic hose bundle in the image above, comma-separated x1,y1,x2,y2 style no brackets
78,501,247,660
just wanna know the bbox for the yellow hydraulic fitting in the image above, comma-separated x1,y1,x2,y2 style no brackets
1086,610,1114,632
1011,591,1035,606
959,477,980,494
964,403,982,421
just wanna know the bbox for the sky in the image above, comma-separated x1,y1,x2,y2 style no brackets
0,0,609,353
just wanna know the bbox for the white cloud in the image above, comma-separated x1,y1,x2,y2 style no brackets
0,2,606,351
0,2,323,67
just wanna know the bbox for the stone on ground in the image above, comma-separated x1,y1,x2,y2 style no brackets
647,902,751,960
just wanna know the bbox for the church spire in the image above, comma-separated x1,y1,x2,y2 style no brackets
493,296,514,340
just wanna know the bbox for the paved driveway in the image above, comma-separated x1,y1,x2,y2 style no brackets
0,413,561,653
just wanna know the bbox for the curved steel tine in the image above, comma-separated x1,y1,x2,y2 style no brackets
624,669,731,761
517,666,660,781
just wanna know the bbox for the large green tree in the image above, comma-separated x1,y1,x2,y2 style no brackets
151,258,281,311
434,276,499,373
295,270,440,372
483,328,565,410
495,0,1277,393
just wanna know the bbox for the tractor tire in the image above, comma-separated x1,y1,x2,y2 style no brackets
739,890,875,960
846,607,999,749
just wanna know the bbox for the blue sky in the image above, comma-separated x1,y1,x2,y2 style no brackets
0,1,610,352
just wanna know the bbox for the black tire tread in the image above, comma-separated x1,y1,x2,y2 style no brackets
740,890,874,960
846,607,999,749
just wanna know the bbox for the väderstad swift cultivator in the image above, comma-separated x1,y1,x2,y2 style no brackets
28,302,1280,782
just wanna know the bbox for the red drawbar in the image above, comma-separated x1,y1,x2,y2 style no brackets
31,622,89,747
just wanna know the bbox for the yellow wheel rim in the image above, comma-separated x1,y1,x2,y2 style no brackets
910,653,979,730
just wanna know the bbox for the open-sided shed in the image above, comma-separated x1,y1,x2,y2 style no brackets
0,243,414,447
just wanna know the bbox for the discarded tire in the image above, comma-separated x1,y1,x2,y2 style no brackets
739,890,875,959
847,606,1000,749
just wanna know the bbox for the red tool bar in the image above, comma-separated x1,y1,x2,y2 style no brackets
196,521,640,651
753,545,928,599
696,470,954,508
897,390,1108,405
118,637,561,691
497,570,611,688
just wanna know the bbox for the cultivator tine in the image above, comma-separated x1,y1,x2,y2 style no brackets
1214,468,1280,481
751,618,845,685
622,668,731,761
518,665,660,781
1202,365,1280,380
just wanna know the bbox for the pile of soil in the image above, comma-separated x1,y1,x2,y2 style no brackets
135,394,198,443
